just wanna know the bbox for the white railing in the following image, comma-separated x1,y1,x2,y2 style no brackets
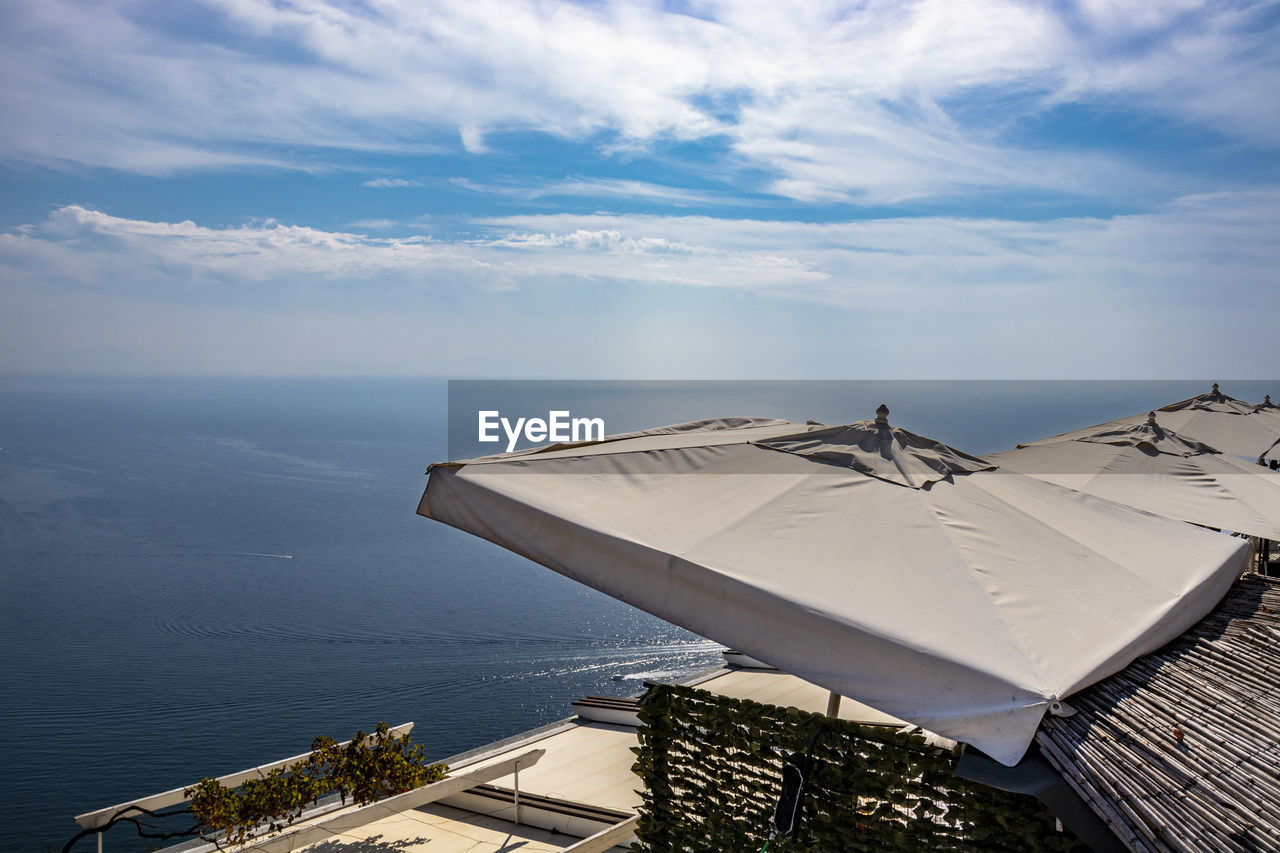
236,748,545,852
74,723,416,832
69,721,635,852
559,814,640,853
71,734,547,853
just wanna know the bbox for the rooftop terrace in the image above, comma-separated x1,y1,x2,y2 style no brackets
75,574,1280,852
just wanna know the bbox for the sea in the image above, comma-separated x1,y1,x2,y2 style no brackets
1,377,1274,853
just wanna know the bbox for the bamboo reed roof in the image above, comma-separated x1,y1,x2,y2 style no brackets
1036,573,1280,853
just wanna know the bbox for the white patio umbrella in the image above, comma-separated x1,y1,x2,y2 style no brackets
1254,396,1280,465
418,408,1246,766
1023,384,1280,461
986,412,1280,541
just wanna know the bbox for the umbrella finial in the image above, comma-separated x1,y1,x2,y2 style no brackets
875,404,890,425
1211,382,1221,395
1266,395,1273,406
1147,411,1158,424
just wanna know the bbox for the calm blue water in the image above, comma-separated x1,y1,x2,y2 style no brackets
2,378,1274,852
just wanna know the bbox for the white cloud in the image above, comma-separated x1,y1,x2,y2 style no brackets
0,205,829,293
362,178,425,189
5,192,1279,310
451,177,725,205
474,190,1280,308
2,206,461,287
347,218,399,229
486,229,703,255
3,196,1278,376
2,1,1276,201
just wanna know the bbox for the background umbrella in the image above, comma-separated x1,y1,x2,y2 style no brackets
418,407,1246,766
1021,384,1280,461
986,411,1280,541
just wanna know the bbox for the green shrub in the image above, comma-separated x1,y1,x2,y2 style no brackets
186,722,446,847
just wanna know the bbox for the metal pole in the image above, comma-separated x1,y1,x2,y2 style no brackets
825,691,841,718
97,831,103,853
513,766,521,826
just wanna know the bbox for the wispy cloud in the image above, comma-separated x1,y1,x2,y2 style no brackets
4,196,1277,375
362,178,426,189
451,177,726,205
6,192,1279,306
3,1,1276,202
347,218,400,230
483,229,702,254
477,191,1280,310
0,205,826,292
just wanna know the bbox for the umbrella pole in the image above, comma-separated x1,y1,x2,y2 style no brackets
825,691,841,718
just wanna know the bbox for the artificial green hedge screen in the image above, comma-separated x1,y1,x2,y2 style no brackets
631,683,1087,852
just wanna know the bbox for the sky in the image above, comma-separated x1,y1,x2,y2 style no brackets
1,0,1278,378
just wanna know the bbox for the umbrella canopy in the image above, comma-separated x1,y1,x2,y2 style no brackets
1022,384,1280,460
987,412,1280,540
418,410,1247,766
1252,397,1280,465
